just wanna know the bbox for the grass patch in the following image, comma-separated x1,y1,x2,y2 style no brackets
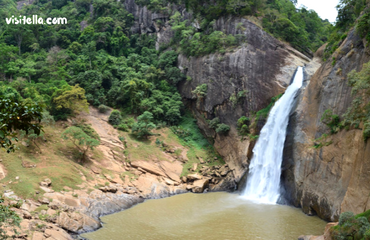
34,204,48,213
171,113,225,177
0,125,88,199
122,132,170,162
356,209,370,221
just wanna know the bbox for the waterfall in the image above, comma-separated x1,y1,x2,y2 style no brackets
241,67,304,204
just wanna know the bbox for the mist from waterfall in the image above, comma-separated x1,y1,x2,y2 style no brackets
241,67,304,204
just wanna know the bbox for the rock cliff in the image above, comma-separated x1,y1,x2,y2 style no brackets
123,0,311,185
282,28,370,221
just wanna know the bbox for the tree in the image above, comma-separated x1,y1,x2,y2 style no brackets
61,126,100,162
108,110,121,125
52,84,89,115
131,111,156,139
0,97,43,153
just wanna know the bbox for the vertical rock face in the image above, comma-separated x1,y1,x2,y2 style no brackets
122,0,311,185
282,28,370,221
177,18,310,182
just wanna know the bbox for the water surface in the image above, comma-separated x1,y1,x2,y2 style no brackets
82,192,326,240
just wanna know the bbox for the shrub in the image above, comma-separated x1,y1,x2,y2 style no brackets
192,84,208,98
321,109,341,134
170,126,191,139
339,212,355,226
98,104,110,113
122,117,135,128
61,126,100,161
331,211,370,240
209,117,220,129
74,123,100,140
41,111,55,126
108,110,121,126
237,116,250,136
131,111,156,139
216,123,230,134
117,124,129,132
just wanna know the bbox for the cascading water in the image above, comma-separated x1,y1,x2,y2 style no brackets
241,67,304,204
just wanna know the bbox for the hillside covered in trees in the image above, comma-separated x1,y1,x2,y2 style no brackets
0,0,335,128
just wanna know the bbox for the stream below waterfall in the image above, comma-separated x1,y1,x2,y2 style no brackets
82,192,326,240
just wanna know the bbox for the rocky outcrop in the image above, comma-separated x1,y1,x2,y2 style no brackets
123,0,177,49
177,18,311,183
122,0,312,188
282,28,370,221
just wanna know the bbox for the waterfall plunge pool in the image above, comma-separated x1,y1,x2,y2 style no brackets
81,192,326,240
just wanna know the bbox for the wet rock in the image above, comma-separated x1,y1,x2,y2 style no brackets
192,179,209,193
57,211,101,233
85,190,143,219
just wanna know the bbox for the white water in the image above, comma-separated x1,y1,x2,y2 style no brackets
241,67,304,204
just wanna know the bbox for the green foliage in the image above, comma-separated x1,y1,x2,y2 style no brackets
108,110,122,126
331,211,370,240
342,61,370,140
256,93,283,121
215,123,230,134
192,84,208,98
357,12,370,45
209,117,220,129
208,117,230,134
169,11,243,57
117,123,129,132
321,109,341,134
364,121,370,141
131,111,156,139
0,97,43,152
263,0,333,53
41,111,55,126
98,104,110,113
74,123,100,140
313,134,333,149
122,117,136,129
237,116,250,136
61,126,100,161
0,195,21,239
52,85,89,115
324,0,368,60
172,113,210,148
170,126,191,139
